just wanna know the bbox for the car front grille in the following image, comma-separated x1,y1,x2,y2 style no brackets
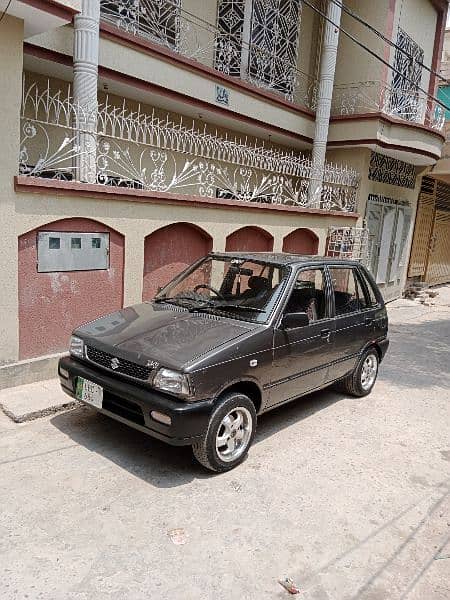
85,345,151,381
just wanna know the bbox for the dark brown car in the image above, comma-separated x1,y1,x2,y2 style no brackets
59,253,389,472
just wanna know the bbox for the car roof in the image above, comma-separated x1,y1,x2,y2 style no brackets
209,252,362,267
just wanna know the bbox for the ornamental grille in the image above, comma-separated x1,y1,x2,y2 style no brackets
368,152,416,189
215,0,245,76
86,345,152,381
326,227,370,265
391,29,424,120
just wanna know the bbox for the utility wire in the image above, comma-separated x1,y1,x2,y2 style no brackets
0,0,12,26
329,0,447,84
300,0,450,113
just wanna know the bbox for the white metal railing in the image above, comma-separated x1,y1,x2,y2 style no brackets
331,80,445,131
99,0,318,110
19,78,359,212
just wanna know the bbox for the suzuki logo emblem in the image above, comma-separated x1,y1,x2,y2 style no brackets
110,357,120,370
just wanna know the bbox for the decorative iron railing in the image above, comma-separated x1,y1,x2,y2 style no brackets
19,78,359,212
99,0,318,110
331,80,445,132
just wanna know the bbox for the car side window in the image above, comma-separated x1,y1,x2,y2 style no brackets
329,267,368,316
359,269,379,307
284,269,328,322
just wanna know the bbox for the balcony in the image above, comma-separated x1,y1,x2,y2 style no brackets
17,77,359,214
331,80,445,132
99,0,318,112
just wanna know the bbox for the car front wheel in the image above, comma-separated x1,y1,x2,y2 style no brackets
339,348,379,397
192,392,256,472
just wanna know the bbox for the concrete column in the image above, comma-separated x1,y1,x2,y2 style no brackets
308,0,342,205
73,0,100,183
0,15,23,364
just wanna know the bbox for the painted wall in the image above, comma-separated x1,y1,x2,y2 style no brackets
142,222,213,300
225,226,274,252
18,218,124,360
0,16,23,365
282,228,319,254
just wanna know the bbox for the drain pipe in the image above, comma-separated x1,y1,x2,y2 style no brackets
308,0,342,205
73,0,100,183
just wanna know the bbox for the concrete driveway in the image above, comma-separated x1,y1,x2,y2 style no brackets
1,288,449,600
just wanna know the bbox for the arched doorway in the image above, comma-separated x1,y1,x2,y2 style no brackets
282,228,319,255
225,226,274,252
18,218,124,360
143,222,213,300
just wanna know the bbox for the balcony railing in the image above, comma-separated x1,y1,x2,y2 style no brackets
331,80,445,132
99,0,318,111
18,78,359,212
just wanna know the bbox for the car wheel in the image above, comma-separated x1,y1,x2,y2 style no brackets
192,392,257,472
339,348,379,397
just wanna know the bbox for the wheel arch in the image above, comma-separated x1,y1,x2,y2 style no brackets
216,379,263,414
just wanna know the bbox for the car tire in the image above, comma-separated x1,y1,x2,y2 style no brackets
192,392,257,472
339,347,379,397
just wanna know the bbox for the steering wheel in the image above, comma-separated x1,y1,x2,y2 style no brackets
194,284,225,300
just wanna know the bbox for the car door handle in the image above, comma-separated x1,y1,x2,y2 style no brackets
320,328,331,342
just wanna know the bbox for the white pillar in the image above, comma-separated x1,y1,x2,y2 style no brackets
73,0,100,183
308,0,342,205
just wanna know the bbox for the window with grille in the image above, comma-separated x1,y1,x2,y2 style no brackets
390,28,424,120
248,0,301,97
101,0,181,50
215,0,301,97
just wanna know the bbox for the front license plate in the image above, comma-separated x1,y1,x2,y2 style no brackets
76,377,103,409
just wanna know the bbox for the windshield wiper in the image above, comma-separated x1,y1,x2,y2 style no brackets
191,303,264,313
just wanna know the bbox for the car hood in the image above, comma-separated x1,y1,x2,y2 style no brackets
75,302,256,370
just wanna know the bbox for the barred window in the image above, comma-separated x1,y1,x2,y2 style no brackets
215,0,301,97
390,29,424,121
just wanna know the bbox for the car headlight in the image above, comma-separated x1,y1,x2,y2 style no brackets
69,335,84,358
152,368,192,397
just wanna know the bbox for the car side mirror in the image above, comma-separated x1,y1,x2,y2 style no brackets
281,312,310,329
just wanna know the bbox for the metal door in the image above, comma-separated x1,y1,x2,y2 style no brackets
425,210,450,285
366,195,412,301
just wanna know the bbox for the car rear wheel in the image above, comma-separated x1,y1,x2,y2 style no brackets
192,392,256,472
339,348,379,397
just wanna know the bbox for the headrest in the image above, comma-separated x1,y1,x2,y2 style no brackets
248,276,269,291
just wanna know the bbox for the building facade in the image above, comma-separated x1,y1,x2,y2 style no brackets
0,0,447,382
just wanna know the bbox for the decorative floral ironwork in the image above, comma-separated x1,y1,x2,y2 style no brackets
19,78,359,212
369,151,416,189
331,80,444,131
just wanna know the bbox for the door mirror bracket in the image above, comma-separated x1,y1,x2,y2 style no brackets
281,312,310,329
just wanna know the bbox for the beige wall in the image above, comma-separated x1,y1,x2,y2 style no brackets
0,15,23,365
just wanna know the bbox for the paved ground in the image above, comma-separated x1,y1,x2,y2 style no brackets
1,288,450,600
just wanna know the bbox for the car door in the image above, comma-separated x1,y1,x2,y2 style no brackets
326,265,377,381
268,266,335,408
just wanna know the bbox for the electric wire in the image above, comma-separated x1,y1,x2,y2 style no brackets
0,0,12,26
300,0,450,113
328,0,446,84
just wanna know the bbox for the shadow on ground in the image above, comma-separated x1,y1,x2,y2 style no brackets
51,387,344,486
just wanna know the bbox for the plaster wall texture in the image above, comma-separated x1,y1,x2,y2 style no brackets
0,15,24,365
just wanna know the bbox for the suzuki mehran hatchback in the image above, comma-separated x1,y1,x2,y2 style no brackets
59,253,389,472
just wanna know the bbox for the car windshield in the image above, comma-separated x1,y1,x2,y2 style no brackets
154,256,289,323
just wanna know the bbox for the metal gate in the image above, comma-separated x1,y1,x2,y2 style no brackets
366,195,412,301
408,177,450,286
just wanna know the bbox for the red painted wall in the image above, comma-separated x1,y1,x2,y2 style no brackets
282,228,319,255
142,222,213,300
18,218,124,360
225,226,274,252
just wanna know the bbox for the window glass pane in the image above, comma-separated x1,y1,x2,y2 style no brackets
91,237,101,249
48,237,60,250
330,268,367,315
285,269,327,321
360,270,378,306
71,237,82,249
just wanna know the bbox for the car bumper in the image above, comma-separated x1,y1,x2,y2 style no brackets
378,337,389,360
58,356,214,446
